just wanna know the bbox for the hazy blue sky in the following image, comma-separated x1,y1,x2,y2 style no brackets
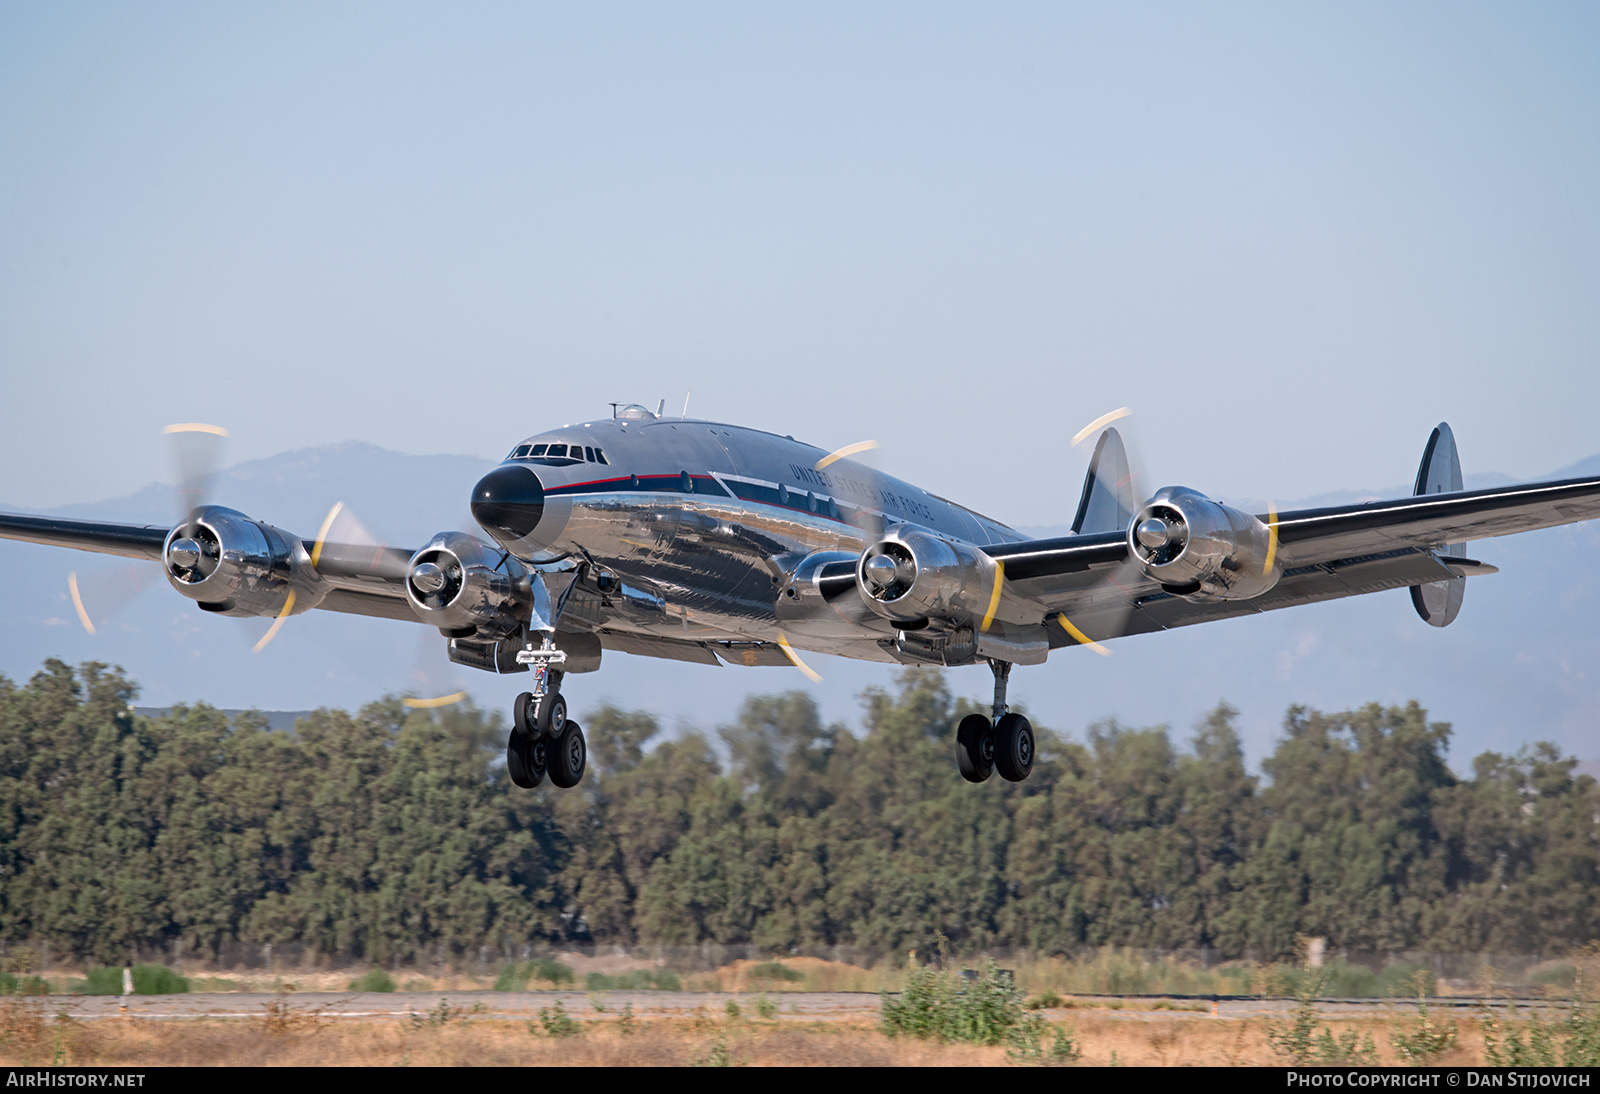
2,2,1596,525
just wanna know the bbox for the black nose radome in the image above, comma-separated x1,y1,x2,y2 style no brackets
472,465,545,546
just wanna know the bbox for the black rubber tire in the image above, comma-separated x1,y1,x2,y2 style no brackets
993,713,1034,783
548,719,586,789
955,713,995,783
537,692,568,739
513,691,534,737
507,730,546,789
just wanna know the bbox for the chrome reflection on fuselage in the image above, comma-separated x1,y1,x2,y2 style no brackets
472,414,1023,657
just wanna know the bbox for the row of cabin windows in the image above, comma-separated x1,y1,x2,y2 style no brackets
509,443,609,464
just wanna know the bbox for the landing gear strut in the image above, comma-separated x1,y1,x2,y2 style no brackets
954,658,1033,784
506,632,587,789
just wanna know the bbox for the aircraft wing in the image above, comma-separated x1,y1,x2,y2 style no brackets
0,511,422,623
989,474,1600,643
0,513,169,561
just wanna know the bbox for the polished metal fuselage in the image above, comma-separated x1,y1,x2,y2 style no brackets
502,415,1022,659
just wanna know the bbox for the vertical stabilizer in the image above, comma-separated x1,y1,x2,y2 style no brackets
1071,428,1137,535
1410,422,1467,627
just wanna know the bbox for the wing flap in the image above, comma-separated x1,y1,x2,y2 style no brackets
596,628,722,665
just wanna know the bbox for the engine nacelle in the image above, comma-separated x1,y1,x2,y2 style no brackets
1127,486,1281,600
856,528,1001,625
163,505,325,617
405,531,531,638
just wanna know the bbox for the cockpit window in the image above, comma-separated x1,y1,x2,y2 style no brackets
546,444,567,458
584,446,595,462
529,444,548,457
511,444,532,458
593,448,609,465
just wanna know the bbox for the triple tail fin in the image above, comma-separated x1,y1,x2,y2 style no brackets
1410,422,1468,627
1071,428,1137,535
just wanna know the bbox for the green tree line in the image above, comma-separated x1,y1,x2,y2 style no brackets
1,659,1596,965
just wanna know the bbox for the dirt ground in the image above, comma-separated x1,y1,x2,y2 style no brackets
0,992,1501,1067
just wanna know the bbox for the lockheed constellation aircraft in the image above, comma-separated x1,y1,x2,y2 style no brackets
4,405,1598,791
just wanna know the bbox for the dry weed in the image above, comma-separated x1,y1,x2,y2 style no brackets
260,989,342,1036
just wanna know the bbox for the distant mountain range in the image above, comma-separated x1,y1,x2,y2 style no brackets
4,444,1598,772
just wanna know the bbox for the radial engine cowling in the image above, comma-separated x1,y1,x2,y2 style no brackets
856,528,1000,625
405,531,530,638
163,505,325,617
1127,486,1281,600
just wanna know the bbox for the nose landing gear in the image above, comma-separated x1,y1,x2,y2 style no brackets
954,659,1033,784
505,635,587,790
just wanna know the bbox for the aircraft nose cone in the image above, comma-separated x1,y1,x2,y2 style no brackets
471,464,546,548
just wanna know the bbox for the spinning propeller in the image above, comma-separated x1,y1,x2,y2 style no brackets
766,436,897,683
67,423,232,635
67,424,469,707
1054,408,1282,654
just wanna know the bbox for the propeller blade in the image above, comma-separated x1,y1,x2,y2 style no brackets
402,629,467,708
67,562,160,634
1052,410,1160,654
251,590,296,653
163,423,229,521
777,632,823,682
815,439,892,539
306,501,411,580
251,500,421,655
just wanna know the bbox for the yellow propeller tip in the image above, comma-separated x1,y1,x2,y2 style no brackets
162,423,230,437
68,572,96,635
1057,613,1112,656
777,634,824,683
402,692,467,709
1070,407,1130,447
815,439,879,470
251,590,296,653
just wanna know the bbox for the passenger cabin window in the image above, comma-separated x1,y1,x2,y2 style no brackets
546,444,567,458
529,444,548,456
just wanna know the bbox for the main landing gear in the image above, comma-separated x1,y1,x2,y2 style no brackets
506,637,586,790
955,659,1034,784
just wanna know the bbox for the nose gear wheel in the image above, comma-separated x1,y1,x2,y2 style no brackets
549,720,587,788
507,728,548,789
